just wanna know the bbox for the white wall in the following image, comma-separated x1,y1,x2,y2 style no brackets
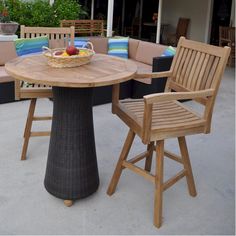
162,0,212,43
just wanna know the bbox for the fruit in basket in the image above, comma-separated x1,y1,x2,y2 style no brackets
54,51,63,56
51,47,91,58
79,49,89,56
66,46,79,56
61,52,69,57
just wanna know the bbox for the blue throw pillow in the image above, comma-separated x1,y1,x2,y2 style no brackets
14,36,49,56
161,46,176,57
69,37,88,48
108,37,129,59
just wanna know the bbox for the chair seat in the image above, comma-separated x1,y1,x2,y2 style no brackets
117,99,206,140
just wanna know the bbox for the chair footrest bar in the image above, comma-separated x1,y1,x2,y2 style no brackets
127,151,149,164
30,131,51,137
164,150,183,163
163,169,187,191
122,160,155,183
33,116,52,121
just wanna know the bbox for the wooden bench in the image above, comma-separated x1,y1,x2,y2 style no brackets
60,20,104,36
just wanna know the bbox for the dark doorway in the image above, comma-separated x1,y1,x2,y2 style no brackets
78,0,160,41
210,0,232,45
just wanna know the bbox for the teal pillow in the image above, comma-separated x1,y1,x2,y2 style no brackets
14,36,49,56
108,37,129,59
161,46,176,57
74,37,88,48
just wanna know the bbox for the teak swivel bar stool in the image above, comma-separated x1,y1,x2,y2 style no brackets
107,37,230,228
15,25,75,160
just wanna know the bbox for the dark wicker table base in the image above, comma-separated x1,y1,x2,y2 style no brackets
44,87,99,200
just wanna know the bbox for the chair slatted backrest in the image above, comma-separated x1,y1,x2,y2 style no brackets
20,25,75,48
15,26,75,99
219,26,230,42
228,27,235,43
60,20,104,36
176,18,190,40
219,26,235,42
166,37,230,131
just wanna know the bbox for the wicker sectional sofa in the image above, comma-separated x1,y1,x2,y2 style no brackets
0,37,173,104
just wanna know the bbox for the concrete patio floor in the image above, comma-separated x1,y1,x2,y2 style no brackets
0,68,235,235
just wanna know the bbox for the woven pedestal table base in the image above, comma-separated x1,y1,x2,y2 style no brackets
44,87,99,200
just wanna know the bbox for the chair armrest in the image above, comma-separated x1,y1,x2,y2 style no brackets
144,89,214,104
135,70,172,79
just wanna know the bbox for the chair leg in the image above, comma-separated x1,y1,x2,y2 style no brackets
144,141,154,172
21,98,37,161
107,129,135,196
154,140,164,228
178,136,197,197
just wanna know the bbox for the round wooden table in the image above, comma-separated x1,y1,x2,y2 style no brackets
5,54,137,205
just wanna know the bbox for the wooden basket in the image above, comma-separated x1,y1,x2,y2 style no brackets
43,42,95,68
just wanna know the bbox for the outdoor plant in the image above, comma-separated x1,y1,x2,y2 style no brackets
0,1,19,35
0,7,10,22
0,0,87,27
52,0,87,26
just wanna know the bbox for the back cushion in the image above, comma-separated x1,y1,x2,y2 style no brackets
14,36,49,56
128,38,140,59
0,41,17,65
135,41,167,65
88,37,108,54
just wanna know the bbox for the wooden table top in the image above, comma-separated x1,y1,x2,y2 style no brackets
5,54,137,88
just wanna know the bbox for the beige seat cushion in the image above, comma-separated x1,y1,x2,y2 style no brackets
130,59,152,84
135,41,167,65
0,66,14,83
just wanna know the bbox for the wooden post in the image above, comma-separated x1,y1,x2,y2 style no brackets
121,0,125,35
156,0,162,43
138,0,143,39
107,0,114,37
91,0,94,20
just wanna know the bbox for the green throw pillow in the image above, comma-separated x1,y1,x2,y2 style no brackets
161,46,176,57
14,36,49,56
108,37,129,59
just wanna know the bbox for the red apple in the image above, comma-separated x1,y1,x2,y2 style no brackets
66,46,78,56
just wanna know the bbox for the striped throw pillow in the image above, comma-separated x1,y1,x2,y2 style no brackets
68,37,88,48
161,46,176,57
108,37,129,59
74,37,88,48
14,36,49,56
